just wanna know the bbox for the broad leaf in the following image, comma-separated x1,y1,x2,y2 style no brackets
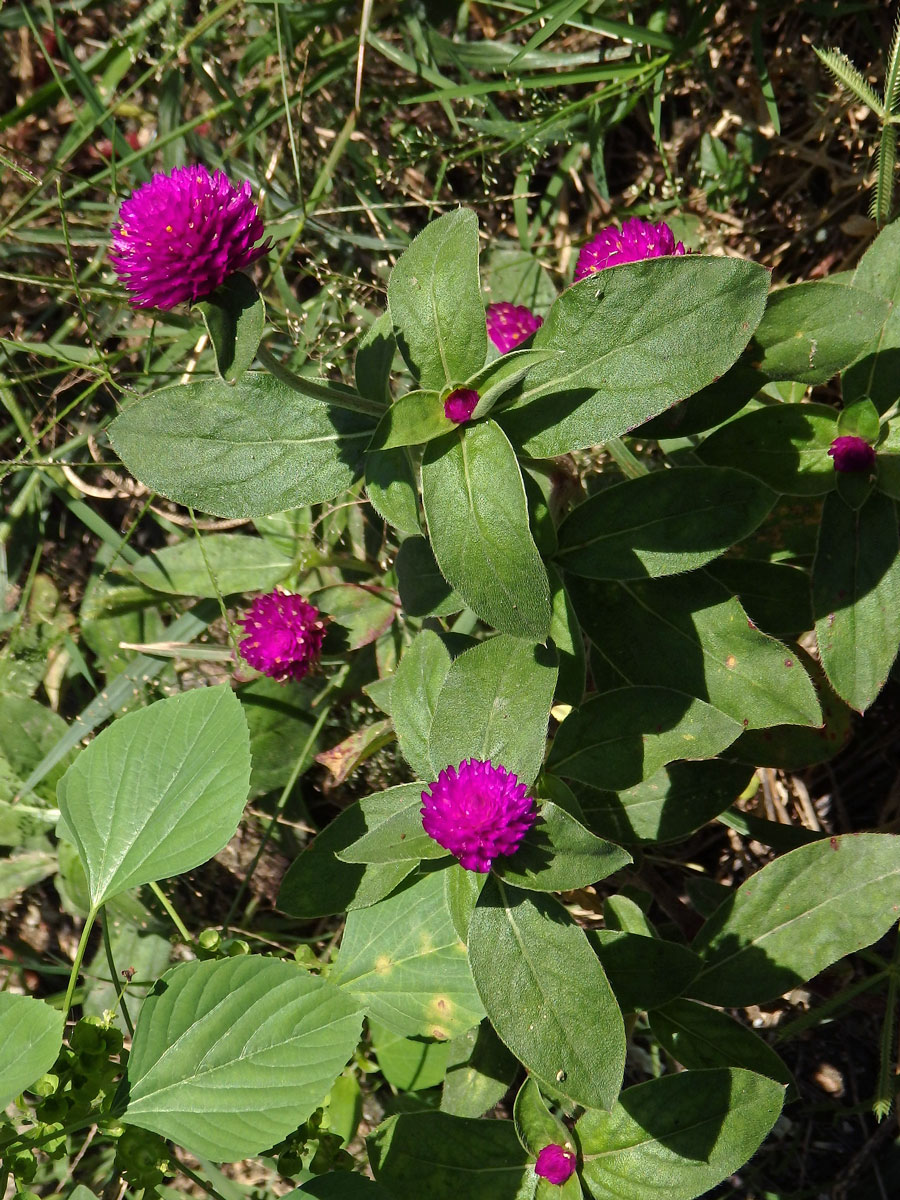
498,255,770,457
395,535,464,618
332,869,485,1039
369,1112,532,1200
338,785,445,864
548,566,586,705
495,801,631,892
513,1076,570,1154
705,559,813,639
422,421,551,639
428,634,558,784
690,833,900,1005
300,1175,392,1197
698,402,837,495
813,490,900,712
468,877,625,1110
547,687,742,790
391,629,455,779
366,446,421,535
123,956,363,1161
109,374,376,519
370,1020,451,1092
313,583,398,652
388,209,487,390
440,1019,519,1118
589,931,702,1013
636,361,765,439
130,534,292,597
0,993,64,1108
568,573,821,730
356,309,396,406
556,467,775,580
649,999,792,1086
843,217,900,411
193,272,265,384
57,686,250,908
369,390,450,450
577,1068,784,1200
750,281,886,383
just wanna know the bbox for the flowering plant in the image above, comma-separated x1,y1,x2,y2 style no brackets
8,187,900,1200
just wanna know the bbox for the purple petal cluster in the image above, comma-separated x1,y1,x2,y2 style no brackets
109,165,270,309
444,388,480,424
535,1144,577,1185
238,591,326,684
828,435,876,473
486,302,543,354
574,216,686,281
421,759,537,873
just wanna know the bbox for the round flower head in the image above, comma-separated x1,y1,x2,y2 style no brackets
535,1145,577,1185
828,434,876,473
574,216,686,281
486,302,543,354
421,759,537,873
238,591,326,683
444,388,480,424
109,165,270,309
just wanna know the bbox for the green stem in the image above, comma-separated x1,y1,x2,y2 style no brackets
177,1162,231,1200
605,436,650,478
63,906,100,1021
101,908,134,1038
256,345,384,417
149,881,193,945
222,702,333,935
874,921,900,1119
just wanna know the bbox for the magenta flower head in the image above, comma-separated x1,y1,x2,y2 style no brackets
421,759,537,873
486,302,543,354
828,435,876,473
444,388,480,424
109,165,270,309
574,216,686,281
535,1145,577,1185
238,591,326,683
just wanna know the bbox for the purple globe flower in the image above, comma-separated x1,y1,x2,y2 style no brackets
238,591,326,683
828,435,876,473
535,1144,577,1185
109,165,270,309
421,759,537,873
486,302,543,354
444,388,480,424
574,216,686,281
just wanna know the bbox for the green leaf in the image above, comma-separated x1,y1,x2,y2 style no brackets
57,686,250,908
193,272,265,384
388,209,487,390
577,1068,784,1200
698,402,838,495
495,801,631,892
466,347,561,418
750,282,887,383
395,535,464,618
123,956,363,1162
813,490,900,712
366,447,421,535
0,694,73,801
277,790,418,920
440,1019,519,1118
369,390,450,450
444,862,485,939
513,1076,569,1154
331,869,485,1039
0,993,64,1108
369,1112,531,1200
390,629,454,779
498,255,770,457
130,534,292,598
568,573,821,730
338,785,443,864
548,566,586,706
370,1019,451,1092
547,688,742,791
109,374,376,520
690,833,900,1005
83,920,172,1024
838,397,880,441
468,877,625,1110
635,361,765,439
422,421,551,639
556,468,776,580
704,559,813,639
299,1175,393,1198
844,217,900,412
313,584,398,652
588,931,702,1013
0,850,56,899
428,634,558,784
356,309,396,406
239,675,319,799
573,760,755,845
649,999,793,1086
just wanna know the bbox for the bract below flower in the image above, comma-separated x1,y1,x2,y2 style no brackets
238,591,326,683
486,302,543,354
109,165,270,309
535,1144,577,1185
828,434,876,473
421,759,537,873
574,215,686,281
444,388,480,424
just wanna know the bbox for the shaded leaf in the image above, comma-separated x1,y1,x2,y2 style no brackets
194,272,265,384
130,534,292,598
0,993,64,1108
698,402,838,495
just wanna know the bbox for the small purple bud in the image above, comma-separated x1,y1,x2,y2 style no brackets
535,1144,577,1185
828,435,876,473
444,388,479,424
486,302,543,354
421,759,537,873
